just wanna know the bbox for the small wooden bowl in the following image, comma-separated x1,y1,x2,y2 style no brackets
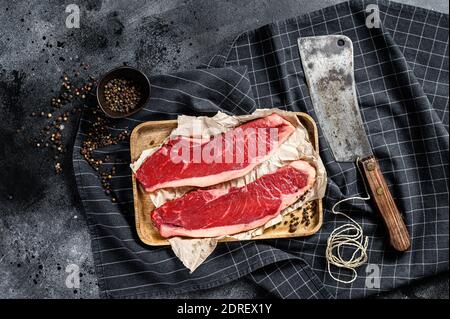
97,66,151,118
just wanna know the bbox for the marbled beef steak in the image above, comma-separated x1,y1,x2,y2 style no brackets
134,114,296,192
151,160,316,238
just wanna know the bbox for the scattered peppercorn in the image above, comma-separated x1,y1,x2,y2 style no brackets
29,65,134,203
300,200,315,225
55,162,62,174
78,107,130,201
29,64,97,176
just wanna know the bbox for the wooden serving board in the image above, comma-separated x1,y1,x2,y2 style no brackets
130,112,323,246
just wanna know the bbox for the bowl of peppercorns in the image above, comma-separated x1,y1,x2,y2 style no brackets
97,66,151,118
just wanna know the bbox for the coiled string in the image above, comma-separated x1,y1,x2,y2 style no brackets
326,158,370,284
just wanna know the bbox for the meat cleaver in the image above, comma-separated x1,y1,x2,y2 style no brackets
298,35,410,251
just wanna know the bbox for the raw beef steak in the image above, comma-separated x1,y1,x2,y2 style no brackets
133,114,296,192
151,160,316,238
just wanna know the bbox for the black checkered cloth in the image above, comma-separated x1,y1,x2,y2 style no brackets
73,0,448,298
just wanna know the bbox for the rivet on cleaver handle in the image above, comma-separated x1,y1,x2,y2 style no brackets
298,35,410,251
360,156,411,251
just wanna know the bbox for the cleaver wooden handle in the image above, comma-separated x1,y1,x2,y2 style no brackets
360,156,411,252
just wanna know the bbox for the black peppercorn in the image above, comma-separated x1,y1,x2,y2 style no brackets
103,78,142,114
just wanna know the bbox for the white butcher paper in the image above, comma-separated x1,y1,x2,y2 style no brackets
132,108,327,272
168,237,219,273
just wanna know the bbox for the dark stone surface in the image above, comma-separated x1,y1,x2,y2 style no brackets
0,0,448,299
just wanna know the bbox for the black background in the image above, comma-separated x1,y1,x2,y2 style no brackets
0,0,447,298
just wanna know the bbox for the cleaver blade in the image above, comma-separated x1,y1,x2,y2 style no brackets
298,35,372,162
298,35,411,252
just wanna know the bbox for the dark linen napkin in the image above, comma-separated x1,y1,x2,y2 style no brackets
73,0,448,298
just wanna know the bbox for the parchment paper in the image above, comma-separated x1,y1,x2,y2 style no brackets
131,109,327,272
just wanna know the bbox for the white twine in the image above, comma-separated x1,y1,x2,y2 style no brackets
326,158,370,284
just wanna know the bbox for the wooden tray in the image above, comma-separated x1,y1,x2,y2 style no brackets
130,112,323,246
